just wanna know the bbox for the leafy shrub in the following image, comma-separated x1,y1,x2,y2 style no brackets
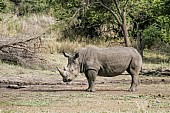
0,0,14,13
142,24,162,49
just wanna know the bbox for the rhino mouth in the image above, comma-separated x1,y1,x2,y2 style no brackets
63,78,72,82
57,67,76,82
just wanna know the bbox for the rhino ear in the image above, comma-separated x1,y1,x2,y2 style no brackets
73,52,79,59
62,51,70,58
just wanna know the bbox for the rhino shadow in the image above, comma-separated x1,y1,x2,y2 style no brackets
23,88,127,92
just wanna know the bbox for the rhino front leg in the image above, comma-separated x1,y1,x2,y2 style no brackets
85,70,97,92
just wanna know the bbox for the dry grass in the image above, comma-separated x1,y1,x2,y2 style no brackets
0,14,124,54
143,49,170,70
0,14,55,36
42,39,84,54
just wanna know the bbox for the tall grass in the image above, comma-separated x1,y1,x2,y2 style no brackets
143,49,170,69
0,14,125,53
0,14,55,36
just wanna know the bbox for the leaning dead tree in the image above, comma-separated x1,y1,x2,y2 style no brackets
0,34,49,69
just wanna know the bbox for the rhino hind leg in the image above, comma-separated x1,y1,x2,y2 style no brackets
126,61,141,92
129,72,139,92
85,70,97,92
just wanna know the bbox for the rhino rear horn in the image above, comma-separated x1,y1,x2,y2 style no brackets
62,51,70,58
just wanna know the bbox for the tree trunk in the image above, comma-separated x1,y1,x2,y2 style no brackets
122,24,131,47
122,12,131,47
139,34,143,57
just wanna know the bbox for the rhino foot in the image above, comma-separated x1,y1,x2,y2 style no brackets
128,88,136,92
86,88,96,92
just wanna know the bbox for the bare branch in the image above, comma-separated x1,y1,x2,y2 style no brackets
0,35,41,50
7,45,34,54
113,0,123,19
68,7,82,25
123,0,129,13
95,2,122,25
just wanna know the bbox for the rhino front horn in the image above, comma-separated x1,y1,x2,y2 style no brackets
57,67,64,77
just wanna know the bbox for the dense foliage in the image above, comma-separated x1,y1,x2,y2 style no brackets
0,0,169,49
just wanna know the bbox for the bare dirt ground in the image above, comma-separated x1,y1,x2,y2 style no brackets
1,73,170,113
0,53,170,113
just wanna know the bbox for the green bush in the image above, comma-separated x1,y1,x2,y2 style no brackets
0,0,14,13
142,25,162,49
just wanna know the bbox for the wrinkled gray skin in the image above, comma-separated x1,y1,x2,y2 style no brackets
57,46,142,92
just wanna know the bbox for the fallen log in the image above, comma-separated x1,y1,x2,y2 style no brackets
0,34,49,69
143,68,170,76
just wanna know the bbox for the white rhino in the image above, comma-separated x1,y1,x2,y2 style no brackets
57,46,142,92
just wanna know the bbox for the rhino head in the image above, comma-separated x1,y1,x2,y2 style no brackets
57,52,80,82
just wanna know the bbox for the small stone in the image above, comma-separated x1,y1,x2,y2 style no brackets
156,98,161,103
7,85,20,89
7,85,28,89
161,79,165,82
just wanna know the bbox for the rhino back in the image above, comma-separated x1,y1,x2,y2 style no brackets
97,47,133,76
77,46,141,76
